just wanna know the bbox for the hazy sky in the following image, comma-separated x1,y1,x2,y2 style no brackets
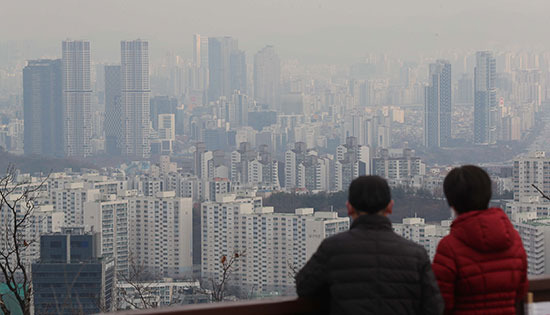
2,0,550,63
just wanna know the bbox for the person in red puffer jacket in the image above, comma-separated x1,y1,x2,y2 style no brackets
432,165,528,315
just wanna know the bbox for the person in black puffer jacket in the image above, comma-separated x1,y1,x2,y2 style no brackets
295,175,444,315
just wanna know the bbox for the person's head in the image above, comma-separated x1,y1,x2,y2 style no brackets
347,175,394,219
443,165,492,215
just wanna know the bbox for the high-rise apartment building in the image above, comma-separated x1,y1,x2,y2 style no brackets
194,143,214,180
121,40,151,158
372,149,425,182
52,182,100,226
344,110,391,149
515,69,542,106
127,192,193,278
514,218,550,275
201,195,349,295
284,142,308,189
334,137,370,191
0,199,64,266
393,217,451,260
424,60,451,148
104,65,122,156
513,151,550,203
23,59,63,157
84,196,130,276
254,46,281,110
230,142,256,184
474,51,497,145
301,155,332,192
231,144,281,189
62,40,92,157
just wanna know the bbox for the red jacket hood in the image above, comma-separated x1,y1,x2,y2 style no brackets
451,208,514,252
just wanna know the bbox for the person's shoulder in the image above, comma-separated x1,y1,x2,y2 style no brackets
322,229,353,244
392,232,430,256
317,229,354,251
434,233,456,251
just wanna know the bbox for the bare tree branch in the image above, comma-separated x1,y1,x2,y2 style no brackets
208,249,246,302
287,259,299,278
0,166,50,315
116,252,161,310
532,184,550,201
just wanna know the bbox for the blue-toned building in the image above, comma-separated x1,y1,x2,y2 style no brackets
32,227,114,314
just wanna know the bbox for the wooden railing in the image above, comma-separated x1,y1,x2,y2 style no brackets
110,275,550,315
112,297,323,315
528,274,550,302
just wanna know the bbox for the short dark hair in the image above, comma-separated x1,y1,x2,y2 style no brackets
348,176,391,214
443,165,492,214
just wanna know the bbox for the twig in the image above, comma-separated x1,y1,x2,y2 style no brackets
532,184,550,201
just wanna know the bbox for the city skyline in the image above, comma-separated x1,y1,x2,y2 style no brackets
4,1,550,64
3,2,550,312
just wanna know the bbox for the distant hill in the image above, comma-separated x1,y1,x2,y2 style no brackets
0,150,97,175
263,190,450,223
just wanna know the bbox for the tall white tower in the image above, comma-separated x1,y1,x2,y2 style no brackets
62,40,92,157
121,39,151,158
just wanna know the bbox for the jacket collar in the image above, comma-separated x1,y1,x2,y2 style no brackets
450,207,503,229
351,214,392,230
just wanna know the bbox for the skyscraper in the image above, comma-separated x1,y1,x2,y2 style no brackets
62,40,92,157
456,73,473,105
474,51,497,145
208,37,238,102
121,40,151,158
424,60,451,148
193,34,209,93
253,45,281,110
193,34,209,69
23,59,63,157
230,49,247,93
104,65,121,156
150,96,177,130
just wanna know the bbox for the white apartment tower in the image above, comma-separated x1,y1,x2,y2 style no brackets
128,192,193,278
513,152,550,203
201,195,349,295
62,40,92,157
121,40,151,158
0,201,64,266
84,196,130,276
393,217,451,260
514,217,550,275
51,182,100,226
334,136,370,191
284,142,307,189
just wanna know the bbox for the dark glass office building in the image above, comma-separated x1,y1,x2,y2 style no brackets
32,228,114,314
23,59,63,157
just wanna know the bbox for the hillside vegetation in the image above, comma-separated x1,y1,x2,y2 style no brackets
263,188,450,223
